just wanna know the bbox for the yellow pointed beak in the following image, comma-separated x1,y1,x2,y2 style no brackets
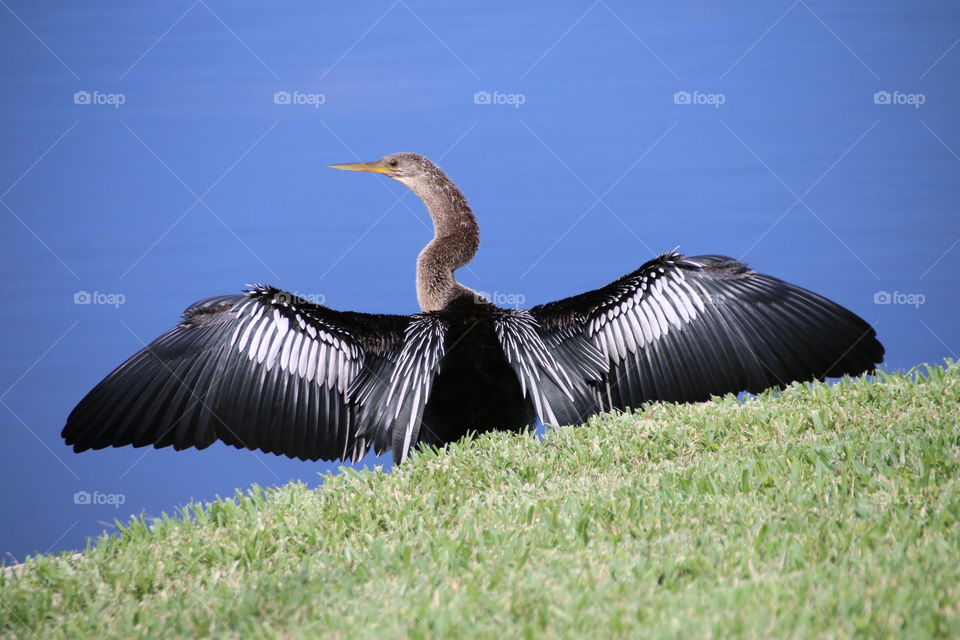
328,161,391,174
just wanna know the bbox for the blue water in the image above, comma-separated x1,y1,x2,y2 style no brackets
1,1,958,562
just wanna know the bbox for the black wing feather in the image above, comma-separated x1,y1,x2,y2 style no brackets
493,309,605,426
531,252,884,419
62,286,439,463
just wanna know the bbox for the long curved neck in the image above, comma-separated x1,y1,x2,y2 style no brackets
403,169,479,312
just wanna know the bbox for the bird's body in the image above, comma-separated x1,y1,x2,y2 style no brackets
418,294,536,448
63,153,884,463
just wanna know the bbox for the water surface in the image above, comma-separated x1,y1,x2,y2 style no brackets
1,1,957,560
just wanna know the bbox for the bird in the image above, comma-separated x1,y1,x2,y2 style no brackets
62,152,884,464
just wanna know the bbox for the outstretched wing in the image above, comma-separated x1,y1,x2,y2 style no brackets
530,252,884,419
62,286,444,463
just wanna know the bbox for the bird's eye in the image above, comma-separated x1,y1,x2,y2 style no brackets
388,160,399,168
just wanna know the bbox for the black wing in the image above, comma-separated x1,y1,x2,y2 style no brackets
62,286,446,463
530,252,884,419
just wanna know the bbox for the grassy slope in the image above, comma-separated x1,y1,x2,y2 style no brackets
2,363,959,639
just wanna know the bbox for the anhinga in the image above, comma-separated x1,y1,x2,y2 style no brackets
62,153,884,463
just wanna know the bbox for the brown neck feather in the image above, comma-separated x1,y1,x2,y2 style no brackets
401,165,480,312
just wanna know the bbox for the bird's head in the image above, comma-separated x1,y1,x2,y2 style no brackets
328,152,438,186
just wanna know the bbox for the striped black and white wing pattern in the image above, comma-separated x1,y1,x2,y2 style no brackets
530,252,884,419
348,314,447,462
62,285,445,463
493,309,605,427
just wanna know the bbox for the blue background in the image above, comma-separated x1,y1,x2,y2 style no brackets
1,1,958,562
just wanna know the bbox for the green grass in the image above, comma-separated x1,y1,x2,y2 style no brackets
3,362,959,639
